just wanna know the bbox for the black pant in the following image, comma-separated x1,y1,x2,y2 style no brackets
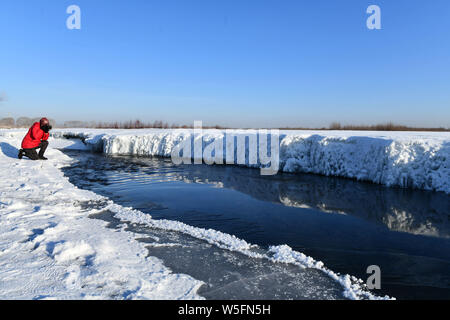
22,140,48,160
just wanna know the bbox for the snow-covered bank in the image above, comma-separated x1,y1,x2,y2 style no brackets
0,130,393,300
0,135,203,299
45,128,449,193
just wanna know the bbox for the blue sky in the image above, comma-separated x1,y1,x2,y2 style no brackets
0,0,449,128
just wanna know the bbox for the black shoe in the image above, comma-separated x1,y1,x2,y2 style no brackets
39,156,48,160
18,149,24,159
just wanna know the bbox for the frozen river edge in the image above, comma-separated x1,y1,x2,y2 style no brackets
47,128,449,194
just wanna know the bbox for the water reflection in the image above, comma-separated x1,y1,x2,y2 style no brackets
69,152,449,239
176,166,450,239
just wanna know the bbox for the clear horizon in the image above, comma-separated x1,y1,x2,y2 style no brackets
1,0,450,128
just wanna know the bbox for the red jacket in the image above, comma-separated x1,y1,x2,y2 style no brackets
21,122,49,149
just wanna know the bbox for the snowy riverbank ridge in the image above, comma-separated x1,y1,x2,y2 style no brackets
10,128,447,194
0,129,396,300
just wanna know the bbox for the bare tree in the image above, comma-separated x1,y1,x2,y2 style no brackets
329,122,342,130
0,117,14,128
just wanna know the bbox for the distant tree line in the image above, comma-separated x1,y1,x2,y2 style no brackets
325,122,449,132
0,117,57,128
0,118,225,129
91,120,225,129
278,122,449,132
0,117,448,131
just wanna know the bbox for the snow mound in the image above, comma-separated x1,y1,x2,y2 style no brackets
53,241,95,265
281,134,449,193
48,129,450,193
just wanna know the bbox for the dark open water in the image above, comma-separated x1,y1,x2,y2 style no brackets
61,150,450,300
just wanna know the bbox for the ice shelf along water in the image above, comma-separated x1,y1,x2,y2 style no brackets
40,128,450,194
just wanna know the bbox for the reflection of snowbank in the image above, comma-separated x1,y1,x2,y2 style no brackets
165,165,450,238
46,128,450,194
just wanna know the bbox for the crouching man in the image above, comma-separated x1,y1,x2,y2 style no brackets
18,117,52,160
